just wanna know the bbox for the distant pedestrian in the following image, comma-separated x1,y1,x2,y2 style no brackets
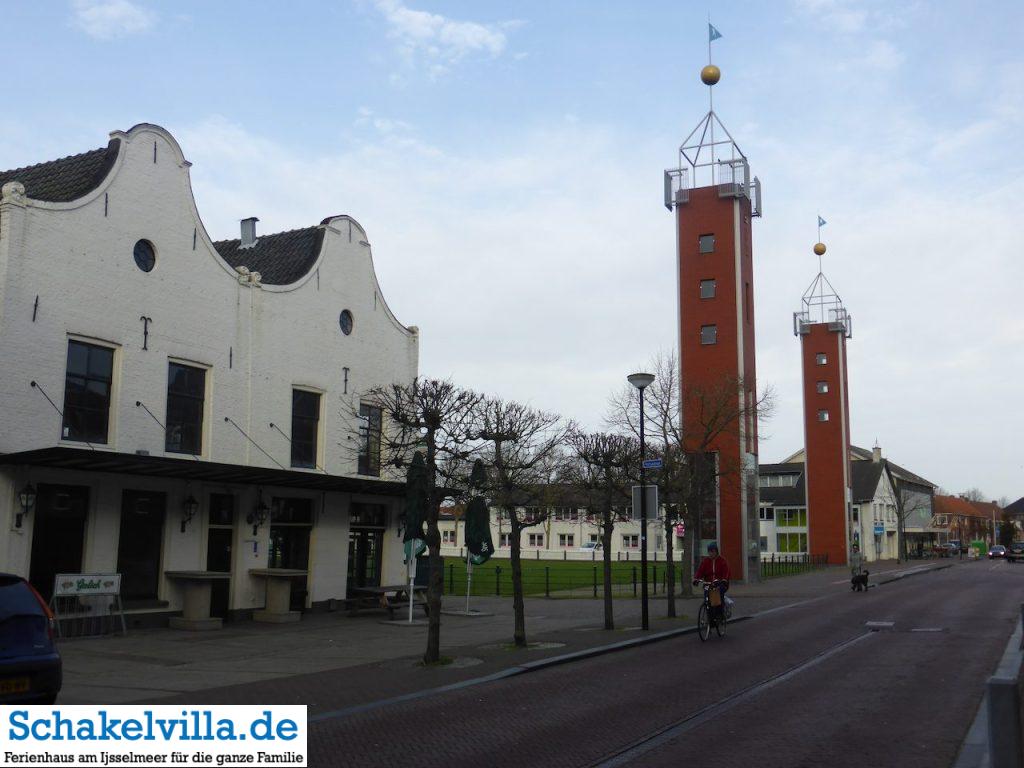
959,544,964,561
850,545,864,577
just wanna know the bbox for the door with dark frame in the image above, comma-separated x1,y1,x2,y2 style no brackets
116,490,166,604
207,494,234,619
29,484,90,602
347,503,386,596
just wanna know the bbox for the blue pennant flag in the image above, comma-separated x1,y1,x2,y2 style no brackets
709,23,722,42
818,216,827,227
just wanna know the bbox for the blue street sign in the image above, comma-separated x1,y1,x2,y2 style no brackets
642,459,663,469
873,523,884,536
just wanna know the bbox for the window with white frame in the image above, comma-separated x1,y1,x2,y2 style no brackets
622,534,639,549
442,529,458,545
499,533,511,548
559,533,574,548
589,534,599,544
529,533,544,547
553,507,578,521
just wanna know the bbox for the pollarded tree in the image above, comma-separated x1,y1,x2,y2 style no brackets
566,430,640,629
353,378,481,664
475,397,571,648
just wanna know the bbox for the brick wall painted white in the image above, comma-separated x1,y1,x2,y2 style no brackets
0,124,417,608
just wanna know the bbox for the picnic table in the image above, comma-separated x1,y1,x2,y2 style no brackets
349,585,429,620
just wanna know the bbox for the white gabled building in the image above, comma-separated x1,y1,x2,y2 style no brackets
0,123,417,626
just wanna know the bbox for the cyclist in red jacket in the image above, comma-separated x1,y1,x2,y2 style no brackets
693,541,731,614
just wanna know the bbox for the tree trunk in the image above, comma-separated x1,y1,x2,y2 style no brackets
664,517,676,617
423,435,442,665
424,512,443,663
509,516,527,647
602,511,614,630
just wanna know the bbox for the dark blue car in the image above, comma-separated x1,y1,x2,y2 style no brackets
0,574,61,704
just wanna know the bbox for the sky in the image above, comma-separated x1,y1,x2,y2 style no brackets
2,1,1022,501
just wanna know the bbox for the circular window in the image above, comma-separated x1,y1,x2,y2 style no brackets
133,240,156,273
339,310,354,336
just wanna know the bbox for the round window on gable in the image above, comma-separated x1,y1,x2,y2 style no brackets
339,310,354,336
134,239,156,273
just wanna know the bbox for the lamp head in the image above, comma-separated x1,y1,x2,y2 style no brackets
627,372,655,391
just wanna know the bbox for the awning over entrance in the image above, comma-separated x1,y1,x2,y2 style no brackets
0,447,405,497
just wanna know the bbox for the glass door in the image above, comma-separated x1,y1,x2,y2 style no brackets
117,490,166,603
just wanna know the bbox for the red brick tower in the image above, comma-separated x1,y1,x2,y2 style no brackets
665,58,763,581
794,235,853,565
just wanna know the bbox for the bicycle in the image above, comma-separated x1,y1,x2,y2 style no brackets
696,579,729,641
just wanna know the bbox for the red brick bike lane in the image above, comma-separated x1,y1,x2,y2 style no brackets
306,562,1012,767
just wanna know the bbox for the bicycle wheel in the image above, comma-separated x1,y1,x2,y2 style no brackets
697,603,710,641
715,609,727,638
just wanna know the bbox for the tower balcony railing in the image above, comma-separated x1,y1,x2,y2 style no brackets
792,306,852,338
664,160,762,216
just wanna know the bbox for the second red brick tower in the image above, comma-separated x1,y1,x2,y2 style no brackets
794,238,853,565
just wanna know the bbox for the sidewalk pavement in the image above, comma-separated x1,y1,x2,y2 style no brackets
56,558,971,710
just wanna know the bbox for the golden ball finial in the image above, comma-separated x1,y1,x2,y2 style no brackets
814,242,826,256
701,64,721,86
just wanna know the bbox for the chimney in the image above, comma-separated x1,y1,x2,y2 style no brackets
240,217,259,248
872,442,881,463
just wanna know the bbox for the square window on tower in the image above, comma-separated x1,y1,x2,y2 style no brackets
816,381,829,394
816,353,828,365
700,279,716,299
700,324,718,345
817,409,830,422
698,234,715,254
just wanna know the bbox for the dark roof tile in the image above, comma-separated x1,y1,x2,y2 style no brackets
0,139,120,202
214,226,326,286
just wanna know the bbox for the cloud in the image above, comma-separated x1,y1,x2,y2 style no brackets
373,0,520,77
72,0,155,40
861,39,904,71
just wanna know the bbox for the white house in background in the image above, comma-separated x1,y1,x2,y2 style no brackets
760,444,936,563
0,123,417,626
438,503,677,563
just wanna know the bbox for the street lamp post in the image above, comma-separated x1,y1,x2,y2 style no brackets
628,372,655,631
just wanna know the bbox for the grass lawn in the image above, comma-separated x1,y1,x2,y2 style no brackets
442,556,672,597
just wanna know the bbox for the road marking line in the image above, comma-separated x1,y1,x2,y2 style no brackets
589,631,875,767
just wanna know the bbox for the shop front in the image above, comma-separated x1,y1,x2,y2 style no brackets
1,447,405,629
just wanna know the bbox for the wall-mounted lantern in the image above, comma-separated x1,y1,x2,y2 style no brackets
16,483,37,529
247,491,269,536
181,494,199,533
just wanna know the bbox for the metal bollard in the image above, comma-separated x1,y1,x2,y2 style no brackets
593,566,597,598
545,566,550,598
632,566,637,597
496,566,501,596
653,565,657,595
448,563,454,593
987,676,1022,768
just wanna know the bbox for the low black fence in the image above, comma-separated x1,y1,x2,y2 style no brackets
444,561,682,599
760,552,829,579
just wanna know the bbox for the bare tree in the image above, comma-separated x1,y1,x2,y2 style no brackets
962,487,987,503
566,431,639,629
475,398,570,648
608,351,773,606
354,378,481,664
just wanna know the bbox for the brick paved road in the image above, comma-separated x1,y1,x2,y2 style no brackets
308,560,1021,767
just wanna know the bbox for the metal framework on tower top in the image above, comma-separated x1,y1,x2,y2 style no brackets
793,271,852,338
664,109,762,216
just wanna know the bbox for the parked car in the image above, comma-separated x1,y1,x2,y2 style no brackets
936,543,959,557
988,545,1007,560
0,574,61,704
578,541,602,553
1007,543,1024,563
